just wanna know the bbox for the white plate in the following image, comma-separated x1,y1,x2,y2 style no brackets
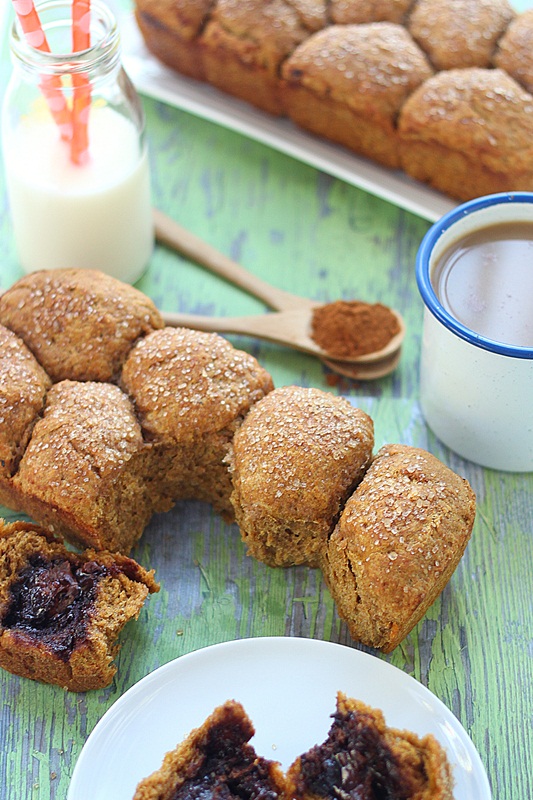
68,637,491,800
119,13,455,223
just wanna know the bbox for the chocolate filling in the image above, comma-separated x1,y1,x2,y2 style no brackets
295,709,417,800
2,554,109,661
171,718,281,800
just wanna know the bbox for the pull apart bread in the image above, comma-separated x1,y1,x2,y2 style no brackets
134,0,533,201
133,694,454,799
0,269,475,691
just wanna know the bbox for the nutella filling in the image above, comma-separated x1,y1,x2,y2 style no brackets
296,709,417,800
2,554,109,660
171,719,280,800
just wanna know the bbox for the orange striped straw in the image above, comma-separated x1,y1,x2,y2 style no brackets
71,0,91,165
11,0,72,140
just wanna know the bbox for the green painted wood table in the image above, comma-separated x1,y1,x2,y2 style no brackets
0,2,532,798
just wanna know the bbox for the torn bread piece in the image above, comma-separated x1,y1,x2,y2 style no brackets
287,691,455,799
133,699,289,800
0,520,159,691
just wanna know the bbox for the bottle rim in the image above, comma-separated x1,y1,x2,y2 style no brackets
10,0,120,77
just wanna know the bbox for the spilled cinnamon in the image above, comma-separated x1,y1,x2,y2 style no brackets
311,300,400,358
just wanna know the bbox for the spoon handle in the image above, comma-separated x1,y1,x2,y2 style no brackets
153,208,315,312
162,309,323,357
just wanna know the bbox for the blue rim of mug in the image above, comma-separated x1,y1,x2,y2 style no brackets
416,192,533,360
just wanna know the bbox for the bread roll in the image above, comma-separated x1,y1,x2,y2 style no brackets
199,0,328,114
494,9,533,94
229,386,374,568
0,325,51,498
399,67,533,201
11,381,174,553
287,692,454,799
322,444,476,652
121,326,274,521
0,268,163,384
133,700,288,800
281,23,433,168
408,0,515,70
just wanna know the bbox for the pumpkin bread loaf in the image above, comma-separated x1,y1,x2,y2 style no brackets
120,326,274,522
134,0,533,200
286,692,454,800
0,520,158,691
322,444,476,652
133,699,289,800
228,386,374,568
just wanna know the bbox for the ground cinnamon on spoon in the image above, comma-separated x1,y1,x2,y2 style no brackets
311,300,400,358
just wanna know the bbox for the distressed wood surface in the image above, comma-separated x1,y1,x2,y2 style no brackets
1,2,533,798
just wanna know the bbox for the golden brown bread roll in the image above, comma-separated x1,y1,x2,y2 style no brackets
9,380,174,553
199,0,328,115
281,23,433,169
120,326,274,521
322,444,476,652
493,9,533,94
398,67,533,201
0,268,163,383
229,385,374,568
286,692,454,800
0,519,159,691
408,0,515,70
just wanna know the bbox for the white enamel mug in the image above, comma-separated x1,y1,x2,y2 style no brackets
416,192,533,472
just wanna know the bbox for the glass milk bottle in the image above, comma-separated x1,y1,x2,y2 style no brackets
2,0,153,284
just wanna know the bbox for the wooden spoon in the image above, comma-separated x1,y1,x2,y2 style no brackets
154,209,405,378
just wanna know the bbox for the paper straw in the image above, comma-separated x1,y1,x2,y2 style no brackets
11,0,72,140
71,0,91,165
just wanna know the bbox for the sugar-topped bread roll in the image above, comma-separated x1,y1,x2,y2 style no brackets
229,385,374,568
0,268,163,384
322,444,476,651
121,326,274,521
